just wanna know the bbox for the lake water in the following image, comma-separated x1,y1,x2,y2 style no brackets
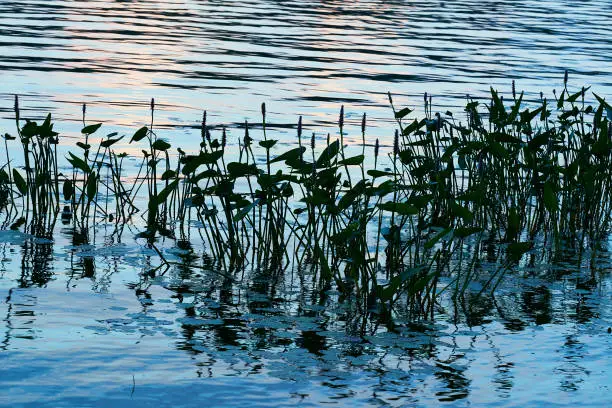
1,0,611,143
1,1,612,407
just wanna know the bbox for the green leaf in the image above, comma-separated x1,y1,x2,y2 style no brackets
227,162,259,178
367,169,395,178
67,152,90,173
86,172,97,203
63,180,73,201
234,200,257,222
155,179,178,204
316,140,340,168
543,180,558,212
394,107,413,119
402,119,424,136
161,170,176,180
377,201,419,216
315,246,333,283
338,155,364,166
81,123,102,135
424,228,452,250
152,139,171,151
451,201,474,223
259,139,277,149
567,87,589,103
454,226,483,239
12,169,27,195
269,147,305,164
100,135,124,148
507,241,533,262
130,126,149,143
181,151,224,175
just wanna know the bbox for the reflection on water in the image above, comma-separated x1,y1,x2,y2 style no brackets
0,228,611,407
0,0,611,146
1,1,612,406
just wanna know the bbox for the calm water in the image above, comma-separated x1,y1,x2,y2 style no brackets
1,1,612,406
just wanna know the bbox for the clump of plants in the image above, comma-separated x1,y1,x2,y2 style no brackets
1,73,611,320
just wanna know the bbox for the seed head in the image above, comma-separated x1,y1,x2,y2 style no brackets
310,132,315,150
151,98,155,112
512,80,516,100
221,127,227,148
339,105,344,129
261,102,266,122
374,138,379,158
361,112,366,134
201,110,207,140
564,69,568,86
244,120,251,145
14,95,19,121
387,91,393,105
297,115,302,139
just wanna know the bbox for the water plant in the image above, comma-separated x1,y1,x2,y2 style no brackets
1,75,611,321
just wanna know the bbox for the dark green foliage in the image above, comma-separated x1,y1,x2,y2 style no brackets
1,79,610,322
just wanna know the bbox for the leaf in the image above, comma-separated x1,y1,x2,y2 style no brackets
543,180,558,212
454,226,483,239
402,119,424,136
270,147,306,164
424,228,452,250
367,169,395,178
130,126,149,143
507,241,533,262
86,172,97,203
227,162,259,178
161,170,176,180
557,90,565,109
377,201,419,216
315,246,333,283
63,180,73,201
181,151,224,175
338,155,364,166
394,107,413,119
316,140,340,168
81,123,102,135
67,152,91,173
451,201,474,223
155,179,179,204
100,135,124,148
234,200,258,222
152,139,171,151
567,87,590,103
507,92,523,124
12,169,27,195
338,180,366,211
259,140,277,149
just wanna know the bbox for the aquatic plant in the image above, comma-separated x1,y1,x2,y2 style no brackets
1,75,611,320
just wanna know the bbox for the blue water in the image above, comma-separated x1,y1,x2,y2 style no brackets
1,1,612,406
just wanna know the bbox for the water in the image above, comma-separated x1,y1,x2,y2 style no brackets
1,1,612,406
1,0,611,145
0,229,611,407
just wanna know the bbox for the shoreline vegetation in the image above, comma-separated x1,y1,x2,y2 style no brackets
1,74,611,321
